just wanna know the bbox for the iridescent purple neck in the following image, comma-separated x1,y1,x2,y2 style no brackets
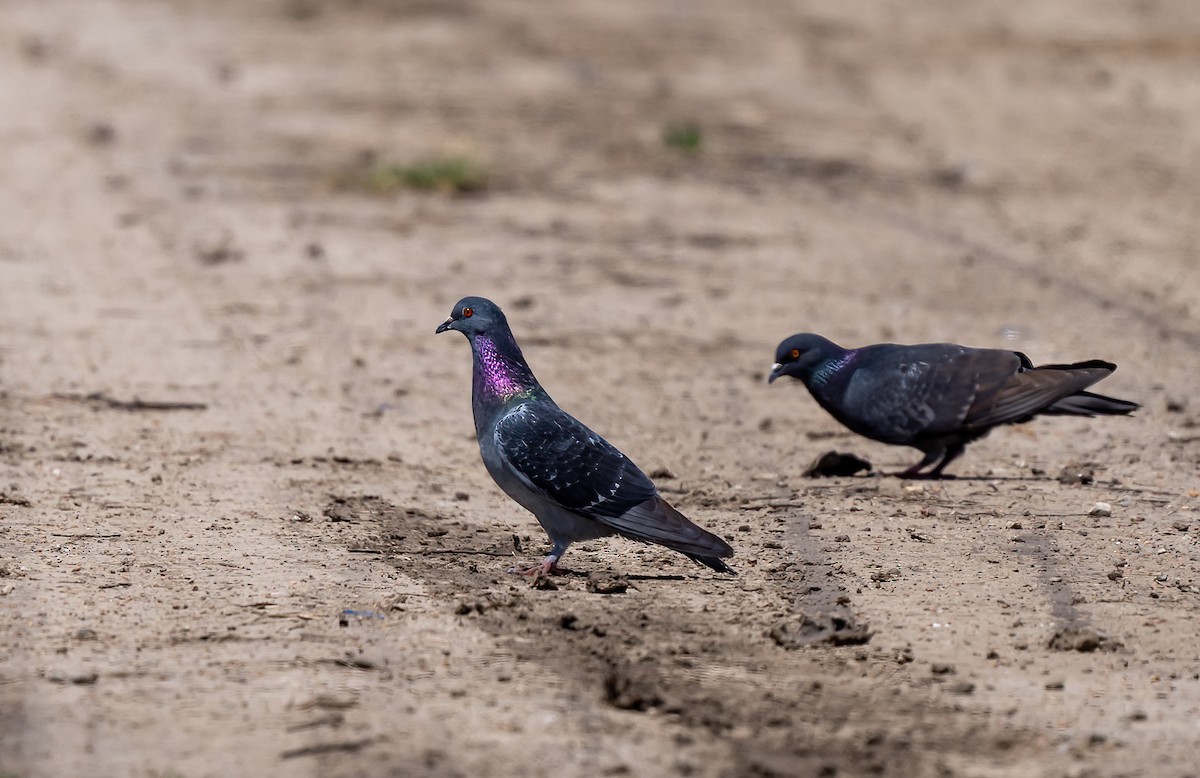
810,350,856,386
471,335,538,403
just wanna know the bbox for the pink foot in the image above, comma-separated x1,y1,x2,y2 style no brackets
507,557,560,577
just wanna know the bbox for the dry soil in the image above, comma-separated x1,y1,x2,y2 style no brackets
2,1,1199,777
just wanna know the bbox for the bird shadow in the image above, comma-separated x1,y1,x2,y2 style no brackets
545,568,687,582
828,470,1059,484
918,474,1054,483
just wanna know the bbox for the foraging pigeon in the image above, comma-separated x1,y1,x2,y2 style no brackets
769,333,1138,478
436,297,734,575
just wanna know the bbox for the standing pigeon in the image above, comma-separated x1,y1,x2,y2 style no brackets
769,333,1138,478
436,296,734,575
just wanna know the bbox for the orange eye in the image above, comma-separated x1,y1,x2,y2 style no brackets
791,349,800,359
462,307,473,318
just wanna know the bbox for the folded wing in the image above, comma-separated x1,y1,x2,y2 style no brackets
494,404,732,561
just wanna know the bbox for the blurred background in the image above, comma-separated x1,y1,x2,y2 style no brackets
4,0,1197,438
4,0,1197,470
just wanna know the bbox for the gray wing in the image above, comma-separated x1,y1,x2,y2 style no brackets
964,359,1118,428
493,404,732,557
492,403,656,519
841,345,1025,440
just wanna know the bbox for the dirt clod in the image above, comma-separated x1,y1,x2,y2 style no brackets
531,574,558,591
587,574,629,595
1058,466,1096,485
194,232,244,265
604,663,663,711
803,451,873,478
1048,627,1123,653
769,612,873,649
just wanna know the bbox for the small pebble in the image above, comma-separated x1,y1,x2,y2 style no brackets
1089,502,1112,517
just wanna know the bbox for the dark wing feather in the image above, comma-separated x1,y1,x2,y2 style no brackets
839,345,1024,441
493,403,656,519
964,362,1116,429
1043,390,1139,416
494,404,732,560
591,495,733,561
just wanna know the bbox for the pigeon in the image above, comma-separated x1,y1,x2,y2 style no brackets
769,333,1139,478
436,296,734,575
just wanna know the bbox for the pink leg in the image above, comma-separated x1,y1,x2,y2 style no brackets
507,555,560,577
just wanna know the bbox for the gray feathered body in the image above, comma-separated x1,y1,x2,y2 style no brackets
777,334,1138,477
455,304,733,572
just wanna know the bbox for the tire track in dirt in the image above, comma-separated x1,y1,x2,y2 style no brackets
1011,528,1127,655
868,475,1127,656
327,493,1050,777
0,391,33,768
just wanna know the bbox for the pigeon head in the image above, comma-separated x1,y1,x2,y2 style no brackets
769,333,842,384
437,296,539,403
435,296,507,338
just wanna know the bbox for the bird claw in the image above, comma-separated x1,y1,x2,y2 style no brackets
506,558,561,577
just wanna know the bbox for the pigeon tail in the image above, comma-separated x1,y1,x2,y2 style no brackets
964,361,1124,429
597,496,735,572
1043,390,1139,417
685,552,737,575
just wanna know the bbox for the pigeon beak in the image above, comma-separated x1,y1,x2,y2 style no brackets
435,317,455,334
767,363,784,384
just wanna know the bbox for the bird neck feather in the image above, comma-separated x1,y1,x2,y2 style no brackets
810,350,856,387
471,333,539,403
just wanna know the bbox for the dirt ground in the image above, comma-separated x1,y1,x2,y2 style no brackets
2,1,1199,776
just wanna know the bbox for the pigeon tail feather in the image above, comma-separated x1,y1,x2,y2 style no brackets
965,363,1119,429
1044,390,1140,417
595,496,734,564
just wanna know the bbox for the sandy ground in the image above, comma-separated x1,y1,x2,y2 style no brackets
2,1,1200,776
